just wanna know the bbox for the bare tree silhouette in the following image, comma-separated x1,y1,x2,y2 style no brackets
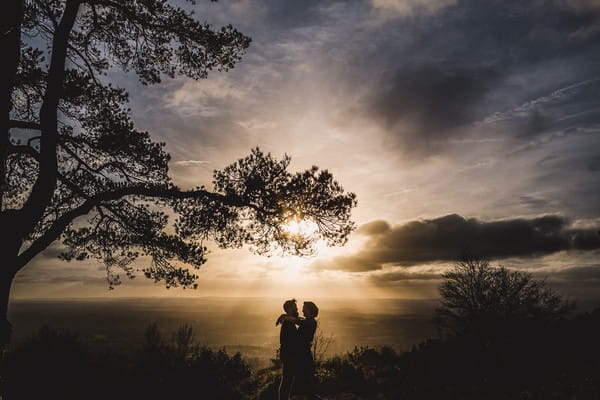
435,259,574,336
312,325,334,366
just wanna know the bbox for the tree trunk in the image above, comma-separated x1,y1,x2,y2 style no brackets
0,265,16,350
0,213,21,349
0,0,24,208
1,1,25,347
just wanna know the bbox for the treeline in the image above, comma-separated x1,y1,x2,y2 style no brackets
2,261,600,399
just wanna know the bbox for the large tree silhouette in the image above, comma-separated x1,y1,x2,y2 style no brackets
0,0,357,346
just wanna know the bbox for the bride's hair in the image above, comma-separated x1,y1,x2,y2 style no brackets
303,301,319,317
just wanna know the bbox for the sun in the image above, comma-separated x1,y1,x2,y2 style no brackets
282,218,319,237
277,217,330,259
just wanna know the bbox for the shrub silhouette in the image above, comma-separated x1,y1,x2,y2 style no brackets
1,324,254,400
130,323,253,400
1,326,111,400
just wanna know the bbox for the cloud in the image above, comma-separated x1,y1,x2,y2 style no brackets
367,64,497,143
547,265,600,281
311,255,382,273
14,274,102,285
482,78,600,138
164,78,246,117
352,0,600,155
35,244,66,260
517,195,555,211
369,268,442,283
356,220,391,235
370,0,457,18
263,0,330,28
559,0,600,12
359,63,499,156
554,0,600,38
587,156,600,172
314,215,600,271
171,160,212,167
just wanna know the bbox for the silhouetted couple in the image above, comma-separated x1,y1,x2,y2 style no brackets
276,299,319,400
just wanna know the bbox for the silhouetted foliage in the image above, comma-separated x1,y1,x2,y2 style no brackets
317,346,403,399
435,259,574,337
0,0,356,345
131,323,254,400
1,326,110,400
1,323,256,400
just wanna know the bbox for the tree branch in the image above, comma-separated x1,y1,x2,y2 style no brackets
66,43,101,85
7,143,40,161
8,120,41,130
15,184,246,270
60,142,140,183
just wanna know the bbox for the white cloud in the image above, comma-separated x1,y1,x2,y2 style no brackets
164,77,246,117
236,119,277,131
482,78,600,124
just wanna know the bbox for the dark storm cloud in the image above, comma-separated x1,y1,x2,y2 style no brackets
261,0,333,28
359,0,600,153
588,156,600,172
365,265,600,302
316,215,600,271
368,64,497,143
356,220,391,235
393,0,600,68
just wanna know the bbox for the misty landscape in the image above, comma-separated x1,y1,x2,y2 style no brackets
8,297,437,367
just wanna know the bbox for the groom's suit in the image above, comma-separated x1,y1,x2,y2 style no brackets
280,316,299,374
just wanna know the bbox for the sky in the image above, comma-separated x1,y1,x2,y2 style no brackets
11,0,600,303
